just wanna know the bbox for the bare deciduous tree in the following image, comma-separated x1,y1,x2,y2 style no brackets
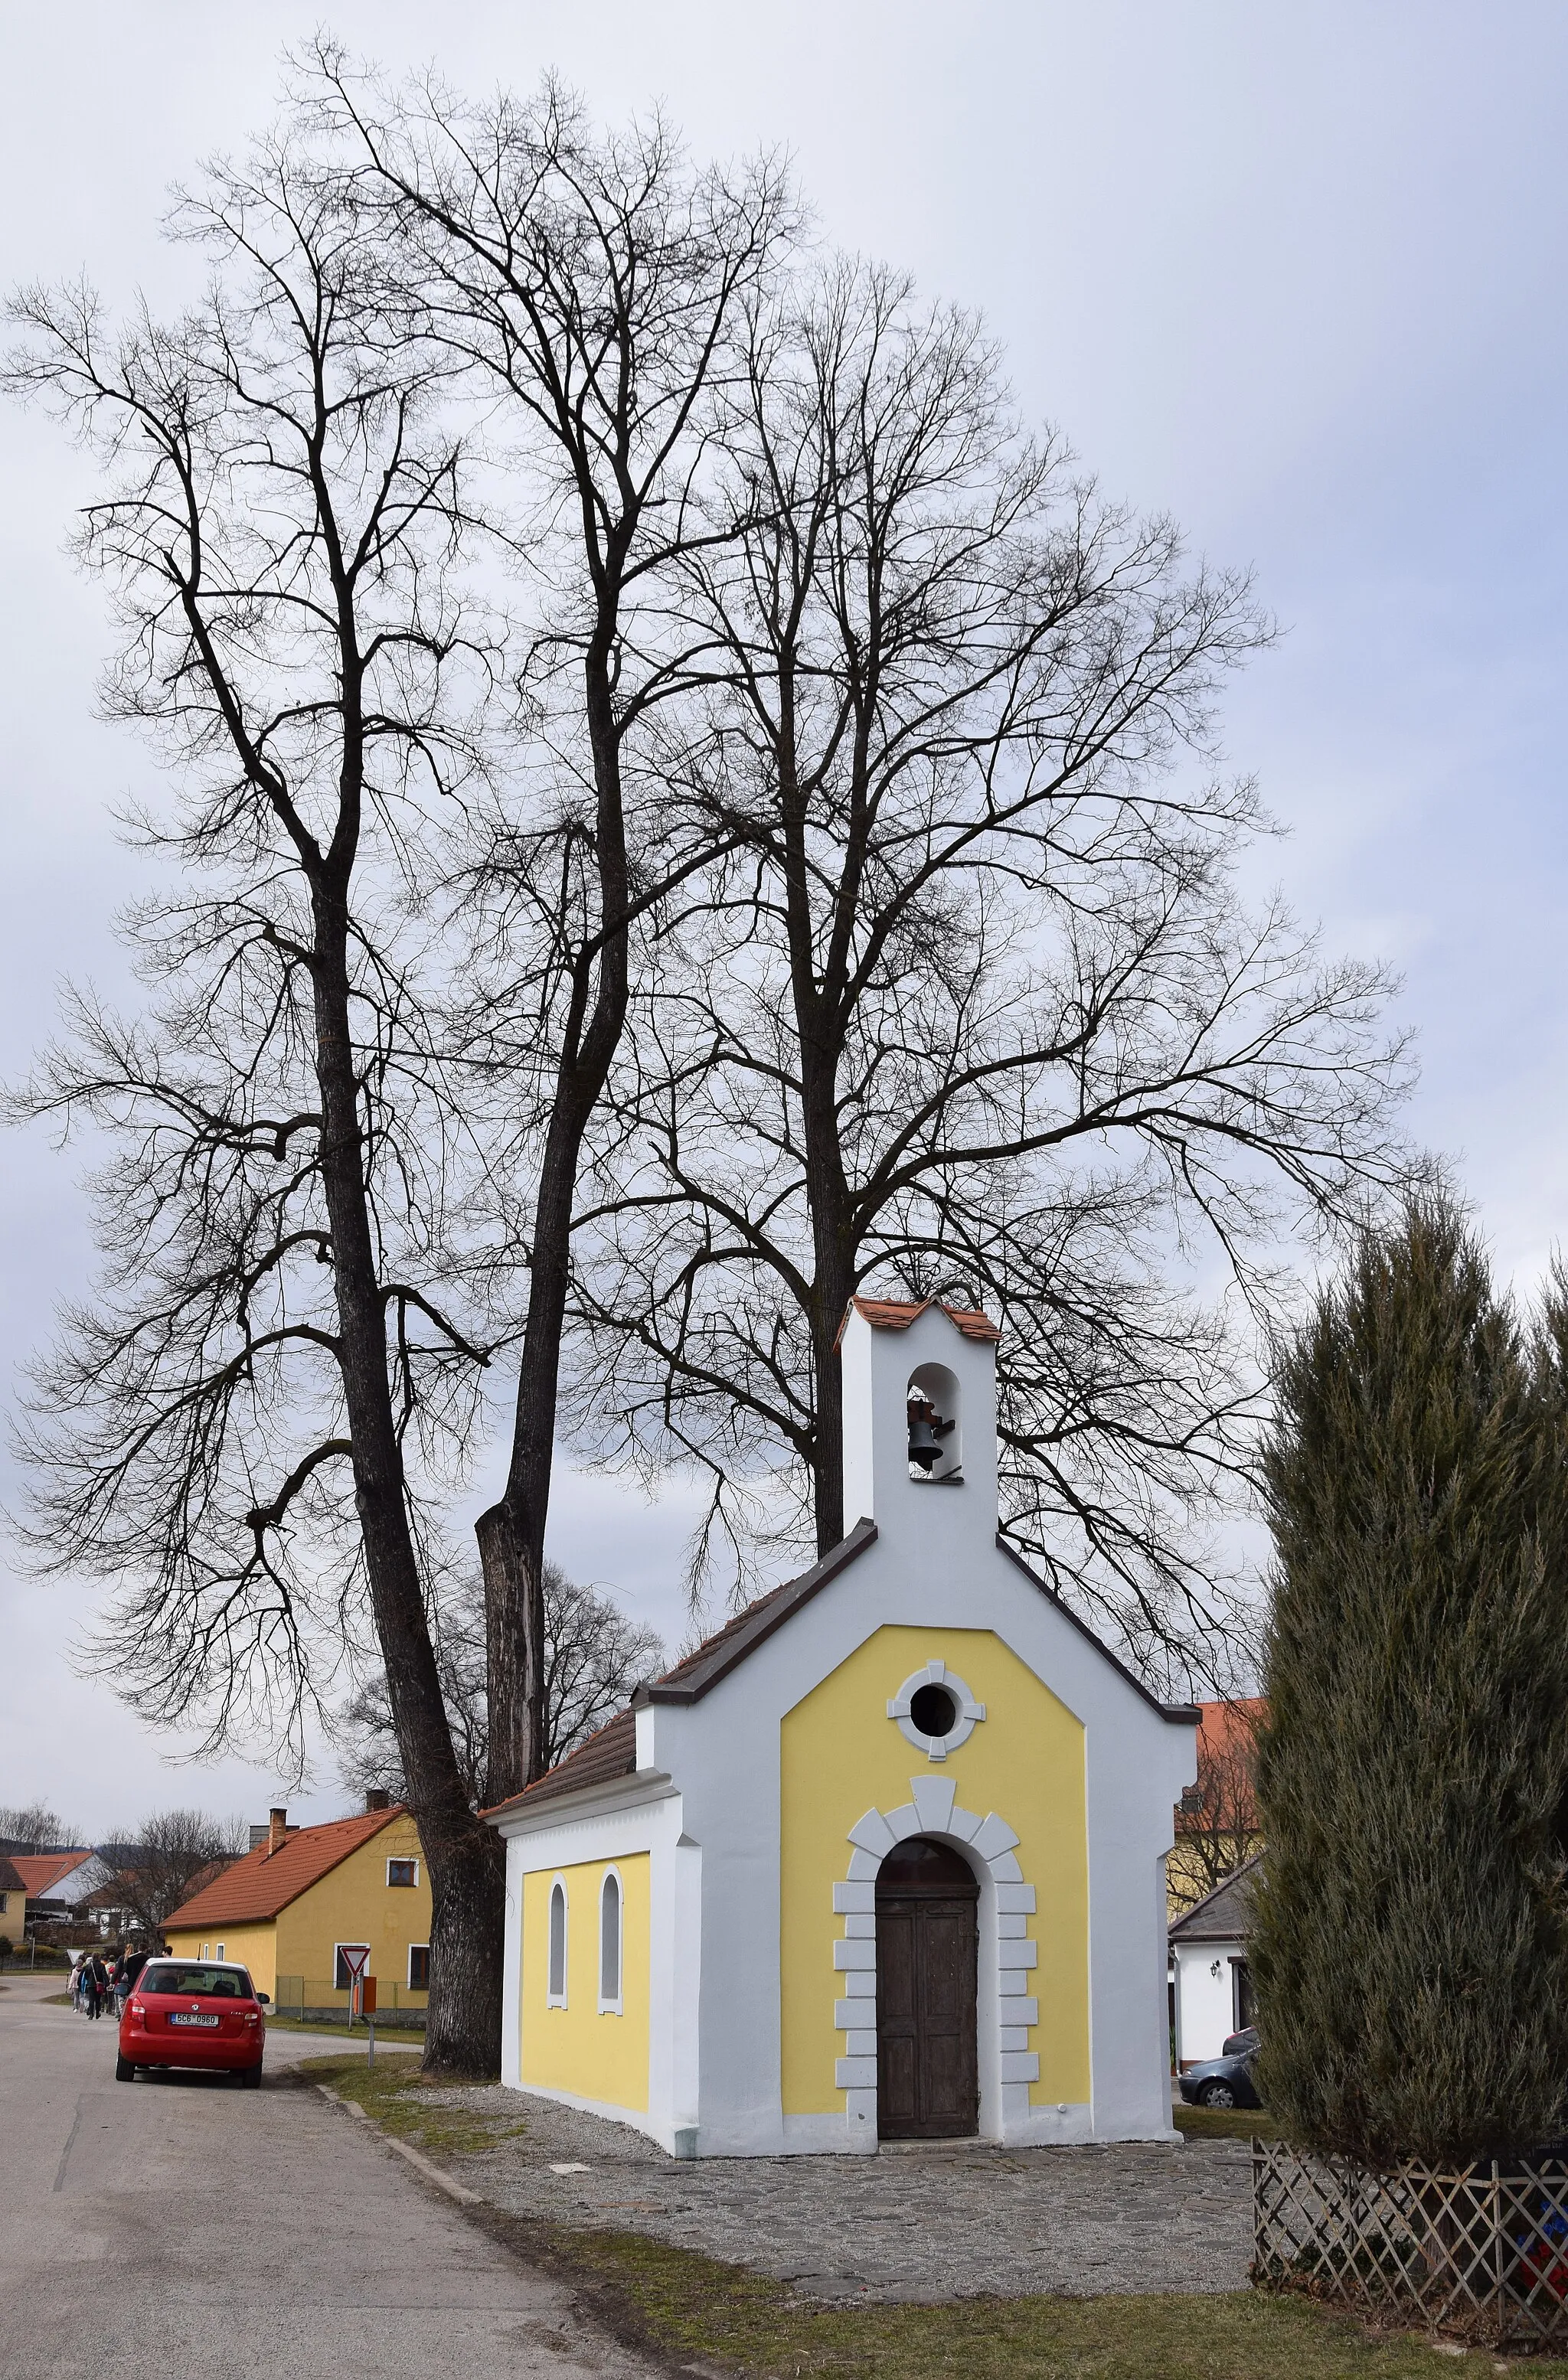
4,132,506,2068
568,263,1411,1673
313,54,795,1793
0,1805,77,1850
338,1562,664,1804
100,1808,247,1938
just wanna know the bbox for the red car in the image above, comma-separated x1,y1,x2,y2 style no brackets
117,1959,269,2087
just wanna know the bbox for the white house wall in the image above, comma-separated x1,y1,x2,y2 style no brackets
1174,1934,1246,2066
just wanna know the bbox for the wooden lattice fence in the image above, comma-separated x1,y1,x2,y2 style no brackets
1253,2137,1568,2348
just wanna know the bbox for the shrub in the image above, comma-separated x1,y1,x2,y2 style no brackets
1253,1194,1568,2167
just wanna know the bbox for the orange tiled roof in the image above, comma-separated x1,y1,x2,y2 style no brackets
163,1806,405,1931
10,1852,94,1898
1176,1698,1266,1833
835,1296,1001,1347
0,1856,27,1898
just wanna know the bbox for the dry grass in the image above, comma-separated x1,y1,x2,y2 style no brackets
305,2056,1566,2378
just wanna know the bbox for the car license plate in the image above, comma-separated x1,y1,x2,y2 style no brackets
170,2013,220,2027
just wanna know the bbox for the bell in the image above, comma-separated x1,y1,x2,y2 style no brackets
908,1408,942,1471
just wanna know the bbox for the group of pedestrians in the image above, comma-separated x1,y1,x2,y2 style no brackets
70,1944,152,2020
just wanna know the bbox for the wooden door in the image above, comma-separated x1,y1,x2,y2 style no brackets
875,1836,978,2140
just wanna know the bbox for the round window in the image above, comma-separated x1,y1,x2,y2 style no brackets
887,1660,985,1760
909,1682,959,1738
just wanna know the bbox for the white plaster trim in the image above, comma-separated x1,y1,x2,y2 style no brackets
489,1768,677,1840
885,1660,987,1761
832,1786,1039,2140
547,1876,568,2008
598,1866,624,2015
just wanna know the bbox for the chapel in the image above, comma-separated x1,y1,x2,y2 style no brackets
485,1297,1199,2155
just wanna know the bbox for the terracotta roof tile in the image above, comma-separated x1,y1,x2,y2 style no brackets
1175,1697,1266,1835
835,1296,1001,1347
10,1852,94,1898
163,1807,403,1931
0,1856,27,1898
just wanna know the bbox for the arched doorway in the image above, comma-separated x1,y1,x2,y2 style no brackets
875,1836,979,2139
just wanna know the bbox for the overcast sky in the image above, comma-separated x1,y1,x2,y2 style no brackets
2,1,1564,1837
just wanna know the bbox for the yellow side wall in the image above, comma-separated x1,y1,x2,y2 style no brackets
168,1815,431,2006
520,1853,650,2111
0,1885,23,1944
780,1624,1090,2114
164,1921,279,1996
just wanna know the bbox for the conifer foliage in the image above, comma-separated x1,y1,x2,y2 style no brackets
1253,1197,1568,2167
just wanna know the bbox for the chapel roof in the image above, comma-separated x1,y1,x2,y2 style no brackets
482,1523,880,1821
162,1805,403,1931
486,1513,1197,1825
1168,1850,1263,1944
0,1856,28,1899
508,1707,640,1808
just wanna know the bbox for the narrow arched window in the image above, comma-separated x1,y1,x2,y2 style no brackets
599,1870,622,2013
547,1877,568,2006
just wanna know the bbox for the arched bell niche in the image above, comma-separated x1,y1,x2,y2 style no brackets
906,1361,962,1483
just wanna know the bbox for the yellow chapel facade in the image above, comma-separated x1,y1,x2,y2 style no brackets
486,1299,1198,2156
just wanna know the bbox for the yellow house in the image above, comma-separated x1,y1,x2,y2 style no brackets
0,1855,27,1951
164,1798,432,2016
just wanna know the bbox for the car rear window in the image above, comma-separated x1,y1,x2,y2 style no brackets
139,1966,252,1998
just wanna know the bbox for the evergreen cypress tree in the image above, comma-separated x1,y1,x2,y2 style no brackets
1253,1196,1568,2167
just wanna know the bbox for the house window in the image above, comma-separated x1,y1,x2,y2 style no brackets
408,1944,430,1990
387,1857,418,1888
334,1943,371,1992
547,1878,568,2006
599,1870,622,2014
216,1943,225,1962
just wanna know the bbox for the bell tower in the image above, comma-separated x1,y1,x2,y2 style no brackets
837,1297,1000,1539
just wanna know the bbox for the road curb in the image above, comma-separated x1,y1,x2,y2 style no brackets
314,2081,482,2205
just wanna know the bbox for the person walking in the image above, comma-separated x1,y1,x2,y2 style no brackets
82,1951,109,2019
118,1944,149,2013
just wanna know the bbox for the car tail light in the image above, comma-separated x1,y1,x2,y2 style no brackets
130,2001,145,2017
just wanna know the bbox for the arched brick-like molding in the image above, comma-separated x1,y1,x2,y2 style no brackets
830,1774,1040,2140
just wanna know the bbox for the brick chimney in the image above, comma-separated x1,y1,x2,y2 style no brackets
364,1789,390,1813
267,1807,288,1856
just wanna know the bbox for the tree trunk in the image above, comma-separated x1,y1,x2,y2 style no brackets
312,883,501,2074
478,636,629,1798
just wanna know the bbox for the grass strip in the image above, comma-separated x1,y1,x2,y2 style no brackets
1173,2101,1281,2142
305,2056,1561,2376
550,2228,1560,2378
299,2052,526,2159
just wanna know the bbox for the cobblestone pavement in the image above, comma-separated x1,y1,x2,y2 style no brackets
426,2085,1253,2303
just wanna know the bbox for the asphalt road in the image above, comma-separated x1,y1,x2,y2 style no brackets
0,1971,653,2378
